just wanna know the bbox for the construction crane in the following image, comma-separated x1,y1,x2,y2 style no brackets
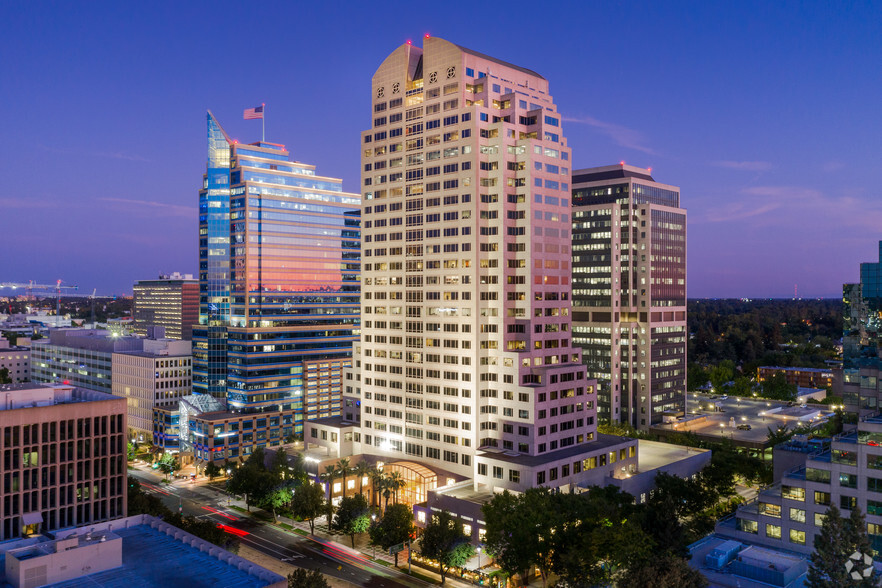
89,288,97,325
0,280,78,326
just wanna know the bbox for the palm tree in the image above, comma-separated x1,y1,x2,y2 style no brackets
387,471,406,505
319,464,338,499
353,460,372,498
336,457,351,498
369,467,385,509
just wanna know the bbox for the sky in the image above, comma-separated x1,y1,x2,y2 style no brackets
2,1,881,298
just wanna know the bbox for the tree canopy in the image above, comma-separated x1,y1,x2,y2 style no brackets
419,510,475,586
332,494,371,548
369,503,414,567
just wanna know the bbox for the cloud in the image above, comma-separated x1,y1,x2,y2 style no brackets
712,160,773,171
97,197,193,218
92,151,151,162
698,185,882,230
563,115,656,155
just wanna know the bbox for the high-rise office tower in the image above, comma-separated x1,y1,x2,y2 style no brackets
192,113,360,436
840,241,882,410
133,273,199,340
571,164,686,429
341,37,635,492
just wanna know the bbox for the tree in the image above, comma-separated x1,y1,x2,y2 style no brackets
264,484,294,522
708,360,735,391
353,460,373,498
483,488,558,587
369,503,414,567
291,482,326,535
271,448,291,480
387,471,406,504
287,568,329,588
205,462,222,481
369,466,385,508
761,372,798,401
618,555,708,588
227,448,275,512
319,465,338,529
0,367,11,385
419,510,475,586
336,457,351,498
157,452,180,478
332,494,371,548
807,505,876,588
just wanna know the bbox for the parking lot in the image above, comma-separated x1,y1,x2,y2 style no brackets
653,393,835,451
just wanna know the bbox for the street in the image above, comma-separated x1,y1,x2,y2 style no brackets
129,468,429,588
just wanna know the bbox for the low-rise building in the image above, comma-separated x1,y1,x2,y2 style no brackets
719,413,882,558
0,338,30,383
0,383,127,541
758,366,834,390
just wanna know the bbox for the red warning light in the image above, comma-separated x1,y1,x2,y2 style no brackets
424,33,431,38
619,161,625,166
63,380,70,385
406,39,412,45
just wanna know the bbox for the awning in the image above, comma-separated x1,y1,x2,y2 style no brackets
22,512,42,525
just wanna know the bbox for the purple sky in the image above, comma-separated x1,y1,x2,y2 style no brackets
3,2,881,298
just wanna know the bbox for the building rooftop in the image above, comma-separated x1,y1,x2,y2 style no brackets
477,433,633,467
637,439,710,471
0,515,284,588
573,164,655,184
453,42,545,80
309,415,358,428
0,383,121,411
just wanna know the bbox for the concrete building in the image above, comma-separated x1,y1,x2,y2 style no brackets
132,273,199,340
112,328,191,441
570,164,687,429
0,383,127,542
718,414,882,558
308,37,641,504
191,113,360,440
757,366,834,390
0,338,30,383
31,329,144,394
0,514,285,588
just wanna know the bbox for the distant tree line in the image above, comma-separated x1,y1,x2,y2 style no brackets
689,299,840,392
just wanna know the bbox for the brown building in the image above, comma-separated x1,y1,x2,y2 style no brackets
0,383,127,541
132,273,199,340
757,366,834,390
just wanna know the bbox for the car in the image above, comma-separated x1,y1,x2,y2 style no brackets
719,395,729,401
737,424,752,431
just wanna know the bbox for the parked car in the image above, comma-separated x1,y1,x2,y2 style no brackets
737,424,752,431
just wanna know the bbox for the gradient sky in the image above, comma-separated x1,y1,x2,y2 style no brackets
3,1,881,298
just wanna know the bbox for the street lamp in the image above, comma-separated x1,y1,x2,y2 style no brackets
476,546,482,569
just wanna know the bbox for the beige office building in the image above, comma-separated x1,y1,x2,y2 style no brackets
0,383,127,541
113,337,192,441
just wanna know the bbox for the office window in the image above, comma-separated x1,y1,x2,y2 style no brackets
789,529,806,545
766,524,781,539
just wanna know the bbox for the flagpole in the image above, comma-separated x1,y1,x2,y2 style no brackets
262,103,265,143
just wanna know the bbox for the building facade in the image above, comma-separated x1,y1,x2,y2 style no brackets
757,366,834,391
313,36,638,496
0,338,30,383
112,334,192,441
570,164,687,429
132,273,199,340
190,113,360,453
0,383,127,541
31,329,144,394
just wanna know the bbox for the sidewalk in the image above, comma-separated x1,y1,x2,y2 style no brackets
134,464,488,587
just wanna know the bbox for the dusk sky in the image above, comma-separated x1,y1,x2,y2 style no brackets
3,1,881,299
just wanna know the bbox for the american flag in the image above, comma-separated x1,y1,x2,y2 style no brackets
243,105,264,120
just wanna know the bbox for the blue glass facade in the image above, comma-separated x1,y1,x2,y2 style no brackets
193,112,232,399
192,112,360,434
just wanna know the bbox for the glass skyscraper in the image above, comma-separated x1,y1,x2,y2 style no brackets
193,112,360,434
